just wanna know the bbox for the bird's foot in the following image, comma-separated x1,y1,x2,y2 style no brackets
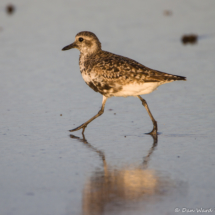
69,123,87,133
145,124,157,136
146,121,158,135
145,128,158,144
146,129,157,135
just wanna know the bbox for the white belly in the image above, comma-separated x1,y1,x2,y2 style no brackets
113,82,162,97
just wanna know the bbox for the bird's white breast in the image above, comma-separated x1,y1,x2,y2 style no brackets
81,71,91,83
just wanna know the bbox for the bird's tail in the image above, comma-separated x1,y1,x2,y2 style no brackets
171,75,186,81
157,70,187,81
146,69,186,82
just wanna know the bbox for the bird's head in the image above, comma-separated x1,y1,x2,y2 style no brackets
62,31,101,55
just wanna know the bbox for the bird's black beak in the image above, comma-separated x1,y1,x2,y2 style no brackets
62,42,77,51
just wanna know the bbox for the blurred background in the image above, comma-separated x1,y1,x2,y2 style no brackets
0,0,215,215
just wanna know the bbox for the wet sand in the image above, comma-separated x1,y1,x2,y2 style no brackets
0,0,215,214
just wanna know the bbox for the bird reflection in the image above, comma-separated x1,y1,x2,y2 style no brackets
70,134,172,215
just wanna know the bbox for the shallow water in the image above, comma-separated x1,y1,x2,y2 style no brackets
0,0,215,214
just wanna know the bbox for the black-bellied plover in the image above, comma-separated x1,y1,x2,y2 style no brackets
62,31,186,135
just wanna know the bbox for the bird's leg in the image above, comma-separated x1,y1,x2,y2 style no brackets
137,95,157,135
69,96,108,134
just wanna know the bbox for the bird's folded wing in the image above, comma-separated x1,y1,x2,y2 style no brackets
91,56,179,82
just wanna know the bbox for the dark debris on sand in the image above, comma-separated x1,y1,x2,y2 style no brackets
163,10,172,16
181,34,198,45
6,4,15,15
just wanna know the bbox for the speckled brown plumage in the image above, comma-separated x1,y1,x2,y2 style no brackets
81,49,186,97
62,31,186,135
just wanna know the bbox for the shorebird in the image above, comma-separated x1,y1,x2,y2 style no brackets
62,31,186,135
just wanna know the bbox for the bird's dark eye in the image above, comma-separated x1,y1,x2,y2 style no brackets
79,37,84,42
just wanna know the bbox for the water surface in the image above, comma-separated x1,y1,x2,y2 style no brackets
0,0,215,214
